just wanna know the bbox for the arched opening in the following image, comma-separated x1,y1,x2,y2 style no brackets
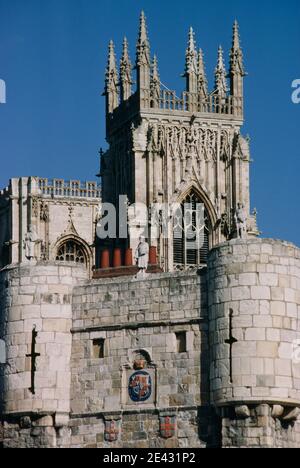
173,191,212,269
55,239,87,266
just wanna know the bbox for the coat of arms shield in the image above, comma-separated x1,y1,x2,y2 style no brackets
159,415,176,439
128,370,152,402
104,419,120,442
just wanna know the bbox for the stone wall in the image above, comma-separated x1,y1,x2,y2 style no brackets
1,238,300,448
221,404,300,448
69,271,212,448
0,262,88,448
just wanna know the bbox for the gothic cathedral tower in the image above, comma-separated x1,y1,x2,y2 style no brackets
100,12,259,272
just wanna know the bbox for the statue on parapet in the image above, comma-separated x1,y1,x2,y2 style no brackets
135,236,149,278
24,225,38,261
234,203,247,239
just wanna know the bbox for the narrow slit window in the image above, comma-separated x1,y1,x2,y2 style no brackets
175,332,187,353
92,339,105,359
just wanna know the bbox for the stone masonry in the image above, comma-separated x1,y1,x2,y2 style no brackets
1,238,300,448
0,13,299,449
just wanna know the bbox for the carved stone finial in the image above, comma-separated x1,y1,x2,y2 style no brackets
215,46,228,97
197,48,208,99
120,37,133,102
104,40,119,113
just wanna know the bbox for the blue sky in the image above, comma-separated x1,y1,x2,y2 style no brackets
0,0,299,245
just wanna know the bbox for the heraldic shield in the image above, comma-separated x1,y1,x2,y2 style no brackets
104,420,120,442
159,415,176,439
128,371,152,402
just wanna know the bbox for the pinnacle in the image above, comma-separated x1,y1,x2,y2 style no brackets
107,40,117,70
138,10,148,44
197,49,205,72
232,20,241,50
152,54,160,81
216,45,225,71
187,27,196,53
122,37,130,62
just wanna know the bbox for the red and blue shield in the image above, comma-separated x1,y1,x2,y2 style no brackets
159,415,176,439
128,371,152,402
104,420,120,442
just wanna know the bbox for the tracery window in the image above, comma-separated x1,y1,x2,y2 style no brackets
56,240,86,265
173,191,211,269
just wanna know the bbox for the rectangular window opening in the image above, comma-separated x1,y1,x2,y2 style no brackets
175,332,187,353
92,339,105,359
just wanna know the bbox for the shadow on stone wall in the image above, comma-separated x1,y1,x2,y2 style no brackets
197,267,222,448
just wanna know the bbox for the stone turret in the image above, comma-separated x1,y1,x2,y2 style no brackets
208,238,300,448
0,262,88,447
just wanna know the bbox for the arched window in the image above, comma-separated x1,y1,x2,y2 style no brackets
56,240,87,265
173,191,211,269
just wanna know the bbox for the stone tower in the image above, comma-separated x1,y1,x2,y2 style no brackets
100,12,258,271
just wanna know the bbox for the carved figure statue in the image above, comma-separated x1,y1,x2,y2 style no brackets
134,236,149,277
24,225,38,260
234,203,247,239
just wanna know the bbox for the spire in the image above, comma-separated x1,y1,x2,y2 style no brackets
150,54,160,107
184,27,197,95
138,10,149,47
136,10,150,66
107,40,117,75
136,11,151,105
120,37,133,102
230,20,246,77
185,27,197,75
214,46,227,97
233,20,240,50
188,27,196,54
104,40,119,114
121,37,130,65
229,21,246,115
197,48,208,98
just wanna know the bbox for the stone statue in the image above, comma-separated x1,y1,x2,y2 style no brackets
24,225,38,261
134,236,149,278
234,203,247,239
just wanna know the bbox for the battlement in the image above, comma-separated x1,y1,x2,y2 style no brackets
37,178,101,199
0,177,101,201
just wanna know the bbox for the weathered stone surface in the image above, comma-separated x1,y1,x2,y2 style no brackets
235,405,250,419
